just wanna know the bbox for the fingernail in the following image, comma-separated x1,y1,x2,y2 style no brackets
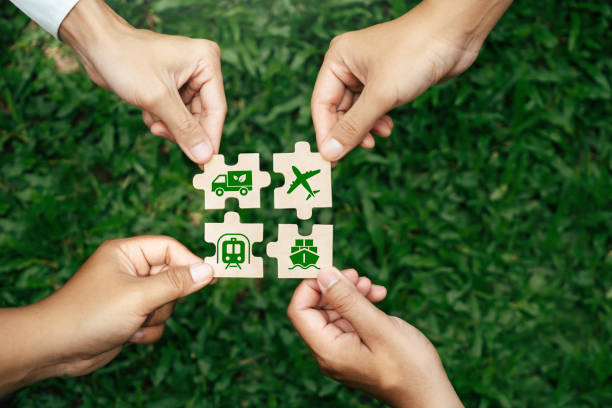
321,138,344,160
190,262,213,282
131,329,144,341
318,268,340,289
190,142,212,163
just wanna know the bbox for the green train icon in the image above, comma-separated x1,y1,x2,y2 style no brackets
217,233,250,269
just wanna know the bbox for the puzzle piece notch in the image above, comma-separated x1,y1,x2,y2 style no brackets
273,141,332,220
266,224,333,279
193,153,271,210
204,211,264,278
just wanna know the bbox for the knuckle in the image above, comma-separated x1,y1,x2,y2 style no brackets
141,85,171,111
329,32,351,50
207,40,221,58
164,266,185,294
175,118,201,139
332,288,357,316
194,39,221,61
337,115,362,142
97,239,122,255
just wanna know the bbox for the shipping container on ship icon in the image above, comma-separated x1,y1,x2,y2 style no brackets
217,233,250,269
289,239,319,270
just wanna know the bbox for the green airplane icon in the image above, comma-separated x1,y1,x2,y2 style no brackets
287,166,320,200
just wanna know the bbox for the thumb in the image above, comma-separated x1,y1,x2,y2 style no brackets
150,89,213,165
318,268,390,346
139,262,214,310
319,86,389,161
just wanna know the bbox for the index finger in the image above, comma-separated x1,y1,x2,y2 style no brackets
197,69,227,154
311,60,347,151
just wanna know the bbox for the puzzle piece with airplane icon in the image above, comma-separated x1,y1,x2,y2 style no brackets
273,141,332,220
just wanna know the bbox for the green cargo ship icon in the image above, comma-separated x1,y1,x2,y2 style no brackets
289,239,320,270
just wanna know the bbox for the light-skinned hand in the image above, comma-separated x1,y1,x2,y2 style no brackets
312,0,512,162
59,0,227,165
0,236,215,395
288,268,463,407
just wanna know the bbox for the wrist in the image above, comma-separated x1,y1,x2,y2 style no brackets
0,304,64,395
58,0,133,77
418,0,513,51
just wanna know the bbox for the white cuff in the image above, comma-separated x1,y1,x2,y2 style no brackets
9,0,81,40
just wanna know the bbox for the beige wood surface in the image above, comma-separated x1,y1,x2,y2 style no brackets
193,153,270,209
267,224,333,278
204,212,264,278
273,142,332,220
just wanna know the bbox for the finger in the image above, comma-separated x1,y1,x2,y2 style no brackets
317,268,390,347
142,110,159,128
147,85,213,165
130,324,165,344
334,318,356,333
287,279,345,353
139,262,214,310
356,276,372,294
360,133,375,149
150,122,175,143
113,236,203,277
196,70,227,154
342,268,359,284
324,277,385,322
180,81,199,105
371,117,393,137
311,60,350,155
319,85,390,161
318,268,359,308
143,301,176,327
368,284,387,303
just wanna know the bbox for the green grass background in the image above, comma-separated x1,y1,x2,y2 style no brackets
1,0,611,406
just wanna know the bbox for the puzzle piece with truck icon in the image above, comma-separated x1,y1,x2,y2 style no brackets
204,212,264,278
266,224,333,278
193,153,271,209
273,141,332,220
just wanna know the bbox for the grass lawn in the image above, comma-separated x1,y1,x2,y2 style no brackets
1,0,611,406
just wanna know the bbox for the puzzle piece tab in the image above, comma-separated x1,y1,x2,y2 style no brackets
193,153,270,209
204,212,264,278
266,224,333,278
273,142,332,220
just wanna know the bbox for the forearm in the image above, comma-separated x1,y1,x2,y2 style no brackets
0,305,59,396
58,0,132,84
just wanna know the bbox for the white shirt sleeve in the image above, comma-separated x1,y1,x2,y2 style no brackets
9,0,81,40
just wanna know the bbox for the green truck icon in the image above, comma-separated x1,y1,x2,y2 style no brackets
212,170,253,196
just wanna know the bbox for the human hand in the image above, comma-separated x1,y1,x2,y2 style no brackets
59,0,226,165
287,268,462,407
312,0,512,162
0,236,214,394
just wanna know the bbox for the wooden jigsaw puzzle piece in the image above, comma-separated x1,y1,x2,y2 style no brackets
273,141,332,220
193,153,270,210
266,224,333,278
204,211,264,278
